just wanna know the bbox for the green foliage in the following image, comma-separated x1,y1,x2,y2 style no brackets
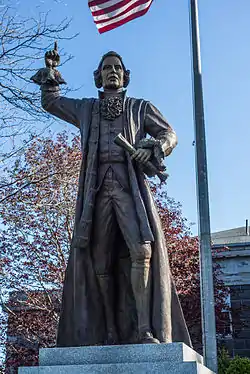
226,357,250,374
218,347,231,374
218,347,250,374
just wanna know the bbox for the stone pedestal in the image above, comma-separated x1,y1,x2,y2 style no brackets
18,343,215,373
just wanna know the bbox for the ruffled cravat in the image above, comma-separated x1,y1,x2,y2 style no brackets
100,96,123,120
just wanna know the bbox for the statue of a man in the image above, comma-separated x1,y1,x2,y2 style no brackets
32,44,191,347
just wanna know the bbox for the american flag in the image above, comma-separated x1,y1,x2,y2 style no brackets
88,0,153,34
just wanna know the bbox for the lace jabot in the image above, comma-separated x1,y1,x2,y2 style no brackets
100,95,124,121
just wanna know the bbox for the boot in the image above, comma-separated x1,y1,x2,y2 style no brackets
131,258,160,344
139,331,160,344
97,274,118,345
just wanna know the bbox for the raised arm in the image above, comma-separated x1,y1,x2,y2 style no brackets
31,42,81,128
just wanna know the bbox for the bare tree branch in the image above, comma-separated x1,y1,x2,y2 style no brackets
0,6,78,164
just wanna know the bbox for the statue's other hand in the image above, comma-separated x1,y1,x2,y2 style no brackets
131,148,152,164
45,41,60,68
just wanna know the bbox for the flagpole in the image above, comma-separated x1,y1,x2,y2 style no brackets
189,0,217,372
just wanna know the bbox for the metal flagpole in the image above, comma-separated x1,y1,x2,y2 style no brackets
189,0,217,372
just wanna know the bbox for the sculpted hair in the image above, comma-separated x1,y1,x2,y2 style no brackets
93,51,130,89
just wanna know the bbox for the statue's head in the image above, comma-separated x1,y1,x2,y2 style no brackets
94,51,130,90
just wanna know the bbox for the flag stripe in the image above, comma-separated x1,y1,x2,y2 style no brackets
88,0,153,33
89,0,122,12
94,0,149,23
89,0,113,7
91,0,137,17
95,1,151,28
98,7,150,33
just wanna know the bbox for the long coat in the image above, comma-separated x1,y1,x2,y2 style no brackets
41,88,192,347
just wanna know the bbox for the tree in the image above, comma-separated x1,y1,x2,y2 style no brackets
0,133,229,372
0,132,81,373
152,185,229,351
218,347,231,374
0,132,81,295
226,357,250,374
0,4,75,164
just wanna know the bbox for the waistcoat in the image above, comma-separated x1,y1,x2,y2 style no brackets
97,113,129,189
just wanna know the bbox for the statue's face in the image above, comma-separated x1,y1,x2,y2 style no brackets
101,56,124,90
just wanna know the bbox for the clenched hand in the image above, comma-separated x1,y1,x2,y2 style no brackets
45,41,60,68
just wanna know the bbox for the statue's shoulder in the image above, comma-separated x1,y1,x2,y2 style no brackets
126,96,149,114
126,96,149,104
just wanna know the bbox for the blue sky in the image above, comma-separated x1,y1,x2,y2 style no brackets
12,0,250,234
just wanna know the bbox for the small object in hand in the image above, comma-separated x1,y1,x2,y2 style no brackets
114,133,168,183
31,41,66,86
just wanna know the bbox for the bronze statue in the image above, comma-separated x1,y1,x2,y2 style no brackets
31,43,191,347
